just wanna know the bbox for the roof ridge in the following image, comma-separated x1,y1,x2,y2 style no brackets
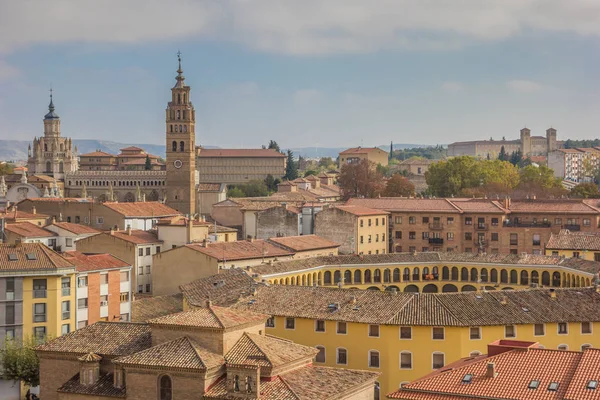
186,336,208,369
244,332,273,366
208,307,226,329
444,199,464,213
278,375,302,399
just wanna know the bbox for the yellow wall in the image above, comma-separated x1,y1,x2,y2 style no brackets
546,248,600,261
264,316,600,396
357,215,388,255
22,273,76,341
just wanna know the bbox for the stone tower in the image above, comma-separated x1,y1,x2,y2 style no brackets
165,53,196,216
27,91,78,180
520,128,532,156
546,127,557,153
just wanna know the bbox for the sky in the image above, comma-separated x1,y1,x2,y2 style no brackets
0,1,599,149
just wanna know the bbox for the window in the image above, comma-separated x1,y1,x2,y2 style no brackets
120,271,129,282
5,277,15,300
491,233,498,241
145,247,151,256
159,375,172,400
368,219,372,227
505,325,515,338
62,301,70,320
138,266,143,275
315,346,325,363
360,236,364,244
368,235,372,243
432,327,444,340
315,320,326,332
34,303,46,322
369,325,380,337
395,231,402,239
285,317,295,329
587,380,598,390
558,344,568,351
100,274,108,285
422,217,429,224
465,232,472,241
465,217,472,225
120,292,129,303
120,313,129,322
138,285,143,293
360,220,364,227
469,327,481,340
432,352,444,369
33,326,46,341
400,327,412,339
145,265,151,275
528,380,540,390
409,216,416,224
584,218,591,226
5,328,14,339
400,351,412,369
558,322,568,334
447,232,454,241
33,279,47,298
534,323,545,336
582,322,592,334
77,298,88,309
156,246,161,253
337,348,347,365
145,284,151,293
422,232,429,240
533,234,541,246
447,217,454,224
409,232,416,240
266,317,275,328
394,216,402,224
78,320,88,329
375,234,379,242
491,218,499,226
337,321,347,334
61,324,70,335
510,233,518,246
5,304,15,325
65,238,73,247
582,344,592,351
138,248,144,256
369,350,380,368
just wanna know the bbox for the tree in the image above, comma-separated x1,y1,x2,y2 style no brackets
284,150,299,181
1,337,40,387
0,162,14,175
383,174,415,197
304,170,317,177
338,159,386,200
517,165,566,198
570,183,600,198
227,187,245,198
264,174,276,192
267,140,281,153
498,146,507,162
509,149,523,166
144,155,152,170
318,157,334,168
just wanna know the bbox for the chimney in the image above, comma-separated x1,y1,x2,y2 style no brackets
14,238,22,247
499,296,508,305
486,362,497,379
187,218,193,244
503,197,511,209
549,288,556,299
109,227,115,235
32,206,36,215
126,225,132,235
52,216,56,224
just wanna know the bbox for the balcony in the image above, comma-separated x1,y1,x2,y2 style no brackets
429,223,444,230
429,238,444,245
475,223,488,231
503,221,552,228
474,239,488,247
62,287,71,296
563,224,581,231
33,290,47,299
62,312,70,320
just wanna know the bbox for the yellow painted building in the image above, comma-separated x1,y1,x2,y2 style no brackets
546,229,600,261
0,243,76,343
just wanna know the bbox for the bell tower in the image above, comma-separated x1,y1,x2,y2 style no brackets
165,52,196,215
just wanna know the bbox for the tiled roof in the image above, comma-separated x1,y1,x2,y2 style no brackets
447,199,507,213
399,158,433,165
179,269,259,307
62,251,130,273
226,333,317,369
333,205,389,216
48,222,100,235
119,146,144,152
268,235,340,252
148,306,266,330
547,230,600,251
248,252,600,277
101,201,181,217
0,210,49,221
0,243,74,272
509,200,600,214
80,151,114,157
114,336,224,371
389,347,600,400
198,148,286,158
78,352,102,362
17,197,91,203
198,183,224,191
57,373,125,398
120,158,164,165
347,198,461,213
109,230,162,245
230,285,600,326
339,147,387,155
185,240,293,261
203,376,298,400
131,293,183,322
36,322,151,356
4,222,55,238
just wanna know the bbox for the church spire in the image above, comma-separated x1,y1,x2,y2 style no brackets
174,51,185,88
44,88,60,120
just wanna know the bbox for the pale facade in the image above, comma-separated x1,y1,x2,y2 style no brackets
196,148,287,184
339,147,389,168
548,147,600,183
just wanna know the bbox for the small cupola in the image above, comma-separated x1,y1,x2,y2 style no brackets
78,352,102,386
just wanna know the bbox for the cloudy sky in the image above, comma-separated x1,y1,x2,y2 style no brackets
0,1,599,148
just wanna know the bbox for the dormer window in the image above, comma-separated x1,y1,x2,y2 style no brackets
528,380,540,390
461,374,472,384
548,382,559,391
587,380,598,390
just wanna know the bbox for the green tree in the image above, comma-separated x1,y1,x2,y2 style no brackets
509,149,523,166
570,183,600,198
338,159,386,200
227,187,245,198
304,170,317,177
144,155,152,170
1,337,40,387
267,140,281,153
383,174,415,197
0,162,14,175
242,180,269,197
264,174,276,192
517,165,566,197
318,157,334,168
284,150,299,180
498,146,507,161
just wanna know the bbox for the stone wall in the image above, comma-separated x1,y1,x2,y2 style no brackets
256,207,299,240
315,208,356,254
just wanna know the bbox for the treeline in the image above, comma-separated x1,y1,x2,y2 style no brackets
563,139,600,149
391,145,446,161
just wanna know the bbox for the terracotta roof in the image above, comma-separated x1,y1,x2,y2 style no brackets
155,215,212,226
389,346,600,400
57,373,125,398
62,251,130,273
0,243,74,272
114,336,224,371
36,322,151,356
509,200,600,214
198,183,224,191
79,151,114,157
179,268,259,307
120,158,164,166
185,240,293,261
333,205,389,216
546,230,600,251
4,222,55,238
48,222,100,235
268,235,340,252
0,210,49,221
101,201,180,217
339,147,387,155
131,293,183,322
203,376,298,400
78,352,102,362
447,199,507,213
347,198,461,213
17,198,91,203
198,148,286,158
119,146,144,152
229,285,600,327
148,306,267,330
109,230,162,245
399,158,434,165
226,333,317,370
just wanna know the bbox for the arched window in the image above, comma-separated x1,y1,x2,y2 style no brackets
432,266,439,278
174,125,178,132
334,270,341,284
412,267,420,281
490,269,498,283
442,266,449,280
234,375,240,392
510,270,518,284
177,94,181,105
374,382,380,400
170,125,173,133
344,270,352,284
183,125,187,132
374,269,381,283
364,270,372,283
461,268,469,281
59,161,64,173
480,268,488,283
520,270,529,286
542,271,550,286
422,267,430,280
552,272,561,287
403,268,410,281
384,269,391,283
501,269,508,284
393,268,401,282
159,375,172,400
451,267,458,280
183,93,186,104
172,141,177,152
46,161,52,172
354,270,362,284
337,348,347,365
44,144,48,152
179,124,182,132
315,346,326,363
180,141,185,152
323,271,332,285
470,268,478,282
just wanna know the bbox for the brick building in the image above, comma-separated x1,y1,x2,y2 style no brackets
347,197,600,255
78,146,165,171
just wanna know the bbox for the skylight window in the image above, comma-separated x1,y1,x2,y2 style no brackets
522,307,530,312
528,380,540,389
7,254,18,261
461,374,473,384
26,253,37,260
587,380,598,390
548,382,559,391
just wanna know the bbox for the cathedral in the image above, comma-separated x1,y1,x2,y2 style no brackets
27,92,78,180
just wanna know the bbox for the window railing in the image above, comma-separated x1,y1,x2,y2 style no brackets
62,312,70,320
62,287,71,296
429,238,444,245
34,315,46,323
33,290,47,299
475,223,488,230
428,223,444,230
503,221,552,228
563,224,581,231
